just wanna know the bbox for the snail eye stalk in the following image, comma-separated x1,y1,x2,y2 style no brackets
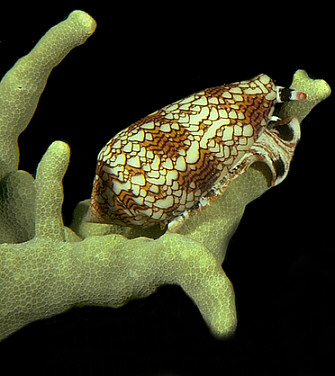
276,87,307,102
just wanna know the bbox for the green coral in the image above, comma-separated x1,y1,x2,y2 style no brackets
0,11,331,342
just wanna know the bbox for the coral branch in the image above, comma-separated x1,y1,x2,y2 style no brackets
0,10,96,180
0,152,267,340
0,11,96,244
34,141,70,240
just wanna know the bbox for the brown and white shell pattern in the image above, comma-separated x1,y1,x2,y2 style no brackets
87,74,296,229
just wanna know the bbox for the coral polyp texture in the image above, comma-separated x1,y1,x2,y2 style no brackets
0,11,331,342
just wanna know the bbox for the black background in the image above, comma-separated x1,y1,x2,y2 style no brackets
0,3,334,376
